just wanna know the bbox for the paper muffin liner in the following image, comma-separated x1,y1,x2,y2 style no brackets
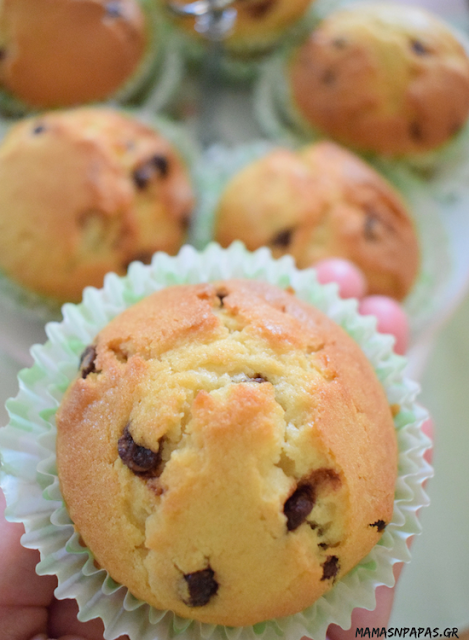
191,142,452,344
0,242,431,640
254,0,469,178
0,109,200,325
190,141,279,249
0,0,183,117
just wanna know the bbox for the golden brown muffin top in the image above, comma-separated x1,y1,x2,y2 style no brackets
215,142,419,300
0,0,148,107
289,3,469,155
57,280,397,626
0,107,194,302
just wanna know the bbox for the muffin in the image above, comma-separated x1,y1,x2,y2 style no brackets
214,142,420,300
56,278,398,626
286,3,469,156
167,0,313,55
0,107,194,303
0,0,158,111
0,244,431,639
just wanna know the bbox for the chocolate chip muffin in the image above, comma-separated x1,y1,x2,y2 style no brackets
168,0,313,54
0,107,194,303
288,3,469,156
214,142,420,300
0,0,154,109
56,279,397,626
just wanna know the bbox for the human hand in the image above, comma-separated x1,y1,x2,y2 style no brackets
0,487,130,640
316,258,433,637
326,412,433,640
314,257,431,636
0,258,430,640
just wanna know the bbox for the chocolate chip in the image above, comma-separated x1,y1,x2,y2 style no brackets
251,374,267,383
321,555,339,580
152,154,169,176
369,519,386,533
133,251,153,264
364,213,380,241
123,251,154,270
411,40,429,55
332,37,347,49
216,289,228,307
321,69,337,85
271,228,294,248
245,0,275,19
118,423,162,478
284,484,315,531
183,568,218,607
79,345,97,379
106,1,123,17
133,155,169,189
32,124,46,135
181,212,191,230
409,121,423,141
133,166,152,190
318,542,329,550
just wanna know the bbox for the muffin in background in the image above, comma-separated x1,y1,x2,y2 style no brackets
166,0,314,55
0,107,195,303
57,279,397,625
0,0,158,111
214,142,419,300
287,3,469,157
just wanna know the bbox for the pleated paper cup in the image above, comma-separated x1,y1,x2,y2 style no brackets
0,243,432,640
191,143,452,345
254,0,469,179
0,109,199,366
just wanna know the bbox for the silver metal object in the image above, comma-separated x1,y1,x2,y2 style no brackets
168,0,240,145
168,0,238,40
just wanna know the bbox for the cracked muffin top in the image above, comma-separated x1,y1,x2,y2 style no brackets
288,3,469,156
0,0,149,108
56,279,398,626
214,142,420,301
0,107,194,303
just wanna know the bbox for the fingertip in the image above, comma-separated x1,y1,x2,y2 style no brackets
421,416,434,442
421,416,434,465
359,295,409,355
315,258,367,300
327,584,395,640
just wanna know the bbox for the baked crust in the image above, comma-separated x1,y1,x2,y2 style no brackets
215,142,419,300
289,3,469,155
0,107,194,302
0,0,148,107
57,279,397,626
